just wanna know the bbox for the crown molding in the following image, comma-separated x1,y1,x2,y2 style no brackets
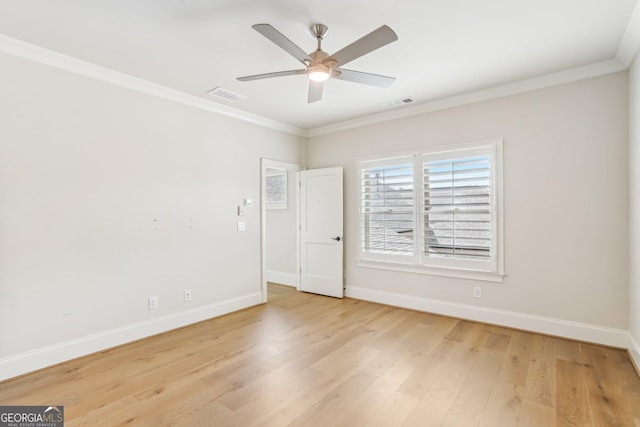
0,34,305,137
0,32,632,140
617,0,640,68
305,59,626,137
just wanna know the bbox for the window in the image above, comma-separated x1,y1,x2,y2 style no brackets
358,139,504,281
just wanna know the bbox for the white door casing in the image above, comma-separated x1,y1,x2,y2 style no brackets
299,167,344,298
261,159,301,303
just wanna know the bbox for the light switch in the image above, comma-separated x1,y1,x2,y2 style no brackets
237,221,246,232
244,198,253,207
237,206,244,216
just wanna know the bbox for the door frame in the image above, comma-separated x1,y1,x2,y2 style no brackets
260,158,301,303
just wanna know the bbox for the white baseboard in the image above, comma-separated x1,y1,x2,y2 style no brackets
345,286,631,349
3,287,635,382
266,270,299,287
629,333,640,374
0,292,262,382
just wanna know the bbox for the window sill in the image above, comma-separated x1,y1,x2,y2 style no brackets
356,259,506,283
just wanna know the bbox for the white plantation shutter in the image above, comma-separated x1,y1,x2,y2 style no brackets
360,157,415,258
422,146,497,270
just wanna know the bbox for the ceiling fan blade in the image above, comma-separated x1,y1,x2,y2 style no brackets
308,80,324,103
326,25,398,67
237,69,306,82
334,68,396,88
252,24,312,65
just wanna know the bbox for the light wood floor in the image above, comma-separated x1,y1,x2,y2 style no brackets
1,284,639,426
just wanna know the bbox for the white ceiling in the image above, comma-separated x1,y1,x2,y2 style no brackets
0,0,638,132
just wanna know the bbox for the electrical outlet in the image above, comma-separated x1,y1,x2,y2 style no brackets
148,296,158,310
184,289,192,302
473,287,482,298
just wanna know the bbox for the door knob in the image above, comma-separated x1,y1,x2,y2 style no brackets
331,236,341,242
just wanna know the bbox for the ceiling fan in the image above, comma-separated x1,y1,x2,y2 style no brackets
237,23,398,103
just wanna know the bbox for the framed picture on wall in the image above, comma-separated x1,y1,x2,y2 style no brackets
266,168,287,210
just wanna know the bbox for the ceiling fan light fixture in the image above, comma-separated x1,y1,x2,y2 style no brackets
307,65,331,82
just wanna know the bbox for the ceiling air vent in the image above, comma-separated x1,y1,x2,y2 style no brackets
207,87,247,103
381,97,415,109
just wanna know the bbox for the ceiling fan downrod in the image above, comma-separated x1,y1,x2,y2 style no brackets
310,24,328,47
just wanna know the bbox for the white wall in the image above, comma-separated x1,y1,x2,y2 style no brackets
265,161,299,287
629,56,640,368
308,73,629,339
0,51,305,379
0,43,635,380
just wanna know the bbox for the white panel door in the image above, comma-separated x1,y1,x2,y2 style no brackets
300,167,343,298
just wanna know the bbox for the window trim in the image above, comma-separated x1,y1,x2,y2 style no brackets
356,139,505,282
357,258,506,283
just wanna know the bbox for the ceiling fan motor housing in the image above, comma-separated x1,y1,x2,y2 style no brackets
310,49,329,62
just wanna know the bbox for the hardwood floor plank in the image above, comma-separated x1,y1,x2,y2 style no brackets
287,370,379,427
445,320,482,344
218,367,324,427
417,339,480,415
249,348,380,426
397,338,460,399
364,391,419,427
449,349,504,420
518,399,557,427
478,381,524,427
483,331,512,352
0,284,639,426
361,321,438,378
402,395,450,427
333,351,422,425
556,358,590,426
583,345,635,426
524,335,557,408
369,310,432,351
498,329,535,386
66,395,143,426
440,408,481,427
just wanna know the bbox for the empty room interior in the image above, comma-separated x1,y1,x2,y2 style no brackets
2,1,640,426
